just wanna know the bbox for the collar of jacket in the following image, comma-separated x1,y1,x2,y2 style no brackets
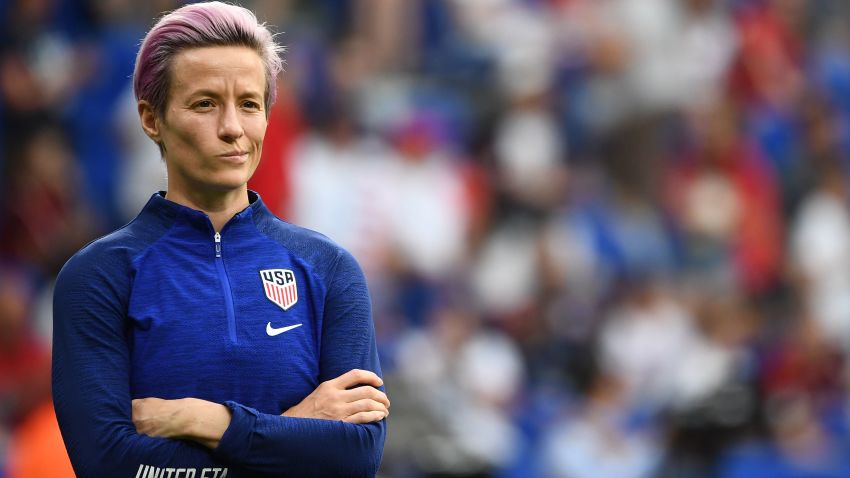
140,189,268,234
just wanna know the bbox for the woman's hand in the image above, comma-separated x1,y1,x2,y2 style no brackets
132,397,231,449
283,369,390,424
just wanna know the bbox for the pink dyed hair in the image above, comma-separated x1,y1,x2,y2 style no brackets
133,1,284,116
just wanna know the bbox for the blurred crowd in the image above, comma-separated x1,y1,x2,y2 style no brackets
3,0,850,476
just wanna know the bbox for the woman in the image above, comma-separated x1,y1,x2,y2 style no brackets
52,3,388,477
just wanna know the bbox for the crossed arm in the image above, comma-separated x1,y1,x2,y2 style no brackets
53,246,387,477
131,369,390,449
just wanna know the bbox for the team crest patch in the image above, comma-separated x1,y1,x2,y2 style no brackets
260,269,298,310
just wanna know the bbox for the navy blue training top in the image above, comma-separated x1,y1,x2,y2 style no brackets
52,191,386,477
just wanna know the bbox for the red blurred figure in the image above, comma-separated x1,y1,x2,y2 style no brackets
248,78,304,218
728,0,805,107
666,97,783,295
0,268,49,426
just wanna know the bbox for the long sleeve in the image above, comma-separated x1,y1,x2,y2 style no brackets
53,242,386,477
213,249,386,476
52,248,238,477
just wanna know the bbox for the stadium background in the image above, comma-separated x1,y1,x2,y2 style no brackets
3,0,850,476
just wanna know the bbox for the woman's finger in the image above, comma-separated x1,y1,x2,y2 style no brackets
331,369,383,390
342,386,390,408
343,398,388,417
343,410,388,424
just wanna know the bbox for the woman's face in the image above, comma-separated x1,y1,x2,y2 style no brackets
146,45,267,197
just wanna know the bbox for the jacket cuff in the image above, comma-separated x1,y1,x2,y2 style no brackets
213,400,258,462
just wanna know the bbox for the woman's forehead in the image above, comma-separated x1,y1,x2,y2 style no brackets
169,46,265,95
170,45,264,75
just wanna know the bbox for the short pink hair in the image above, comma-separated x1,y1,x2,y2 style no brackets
133,1,284,116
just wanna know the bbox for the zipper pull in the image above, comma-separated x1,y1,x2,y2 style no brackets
214,232,222,258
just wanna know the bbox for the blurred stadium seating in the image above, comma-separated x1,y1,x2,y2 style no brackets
3,0,850,476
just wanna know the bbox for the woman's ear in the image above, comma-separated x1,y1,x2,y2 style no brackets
138,100,161,143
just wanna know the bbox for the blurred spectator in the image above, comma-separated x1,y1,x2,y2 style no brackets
248,76,305,219
0,0,79,128
470,214,543,322
390,305,524,476
0,266,49,427
609,0,736,113
658,294,761,477
541,373,662,478
599,281,721,410
384,111,471,280
0,265,63,478
665,96,783,295
728,0,805,109
290,109,396,277
720,391,850,478
113,87,166,223
759,316,844,408
790,160,850,351
450,0,557,98
0,124,99,276
673,0,738,109
494,90,567,211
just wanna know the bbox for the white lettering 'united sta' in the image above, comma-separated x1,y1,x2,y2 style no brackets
134,464,228,478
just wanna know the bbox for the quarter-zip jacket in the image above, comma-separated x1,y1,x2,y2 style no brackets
52,191,385,477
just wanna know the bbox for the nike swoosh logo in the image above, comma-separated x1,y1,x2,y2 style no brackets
266,322,303,336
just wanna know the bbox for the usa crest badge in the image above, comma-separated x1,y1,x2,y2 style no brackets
260,269,298,310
